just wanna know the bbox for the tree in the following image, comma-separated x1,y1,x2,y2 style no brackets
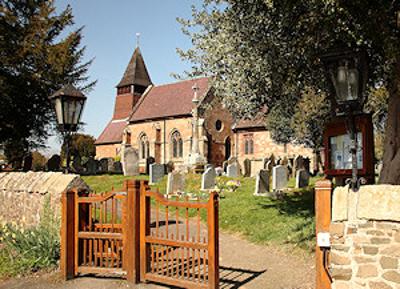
32,151,47,171
0,0,95,168
177,0,400,184
60,133,95,166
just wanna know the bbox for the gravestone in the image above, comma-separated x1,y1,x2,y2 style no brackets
269,154,276,166
166,161,174,173
113,161,123,174
281,156,289,166
215,167,223,176
201,167,216,190
254,169,270,196
265,160,274,172
227,163,239,177
293,155,304,177
205,164,214,171
86,157,97,175
149,164,165,185
295,169,310,188
276,157,282,165
303,157,311,173
23,154,33,172
146,157,155,175
99,158,109,173
243,158,251,177
166,171,185,194
222,161,228,172
47,155,61,172
272,165,288,191
227,156,237,165
122,147,139,176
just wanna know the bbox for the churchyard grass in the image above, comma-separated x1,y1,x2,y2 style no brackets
82,174,148,192
84,174,321,253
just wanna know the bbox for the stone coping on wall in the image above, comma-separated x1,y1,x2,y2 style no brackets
332,185,400,223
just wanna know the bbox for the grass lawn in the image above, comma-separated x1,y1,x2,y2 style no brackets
83,173,321,253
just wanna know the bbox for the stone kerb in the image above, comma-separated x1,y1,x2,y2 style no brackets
0,172,89,228
330,185,400,289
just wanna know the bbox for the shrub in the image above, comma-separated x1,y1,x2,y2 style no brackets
0,196,60,277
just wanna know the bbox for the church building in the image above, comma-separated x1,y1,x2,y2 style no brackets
95,46,313,174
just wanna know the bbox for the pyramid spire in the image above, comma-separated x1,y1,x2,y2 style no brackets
117,46,152,88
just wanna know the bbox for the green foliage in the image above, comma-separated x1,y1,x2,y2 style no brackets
0,196,60,277
0,0,95,167
61,133,96,164
31,151,47,171
177,0,400,147
291,88,331,150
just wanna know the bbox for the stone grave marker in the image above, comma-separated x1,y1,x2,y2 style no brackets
215,167,223,176
227,163,239,177
166,171,185,194
227,156,237,165
265,160,274,172
150,164,165,185
23,154,33,172
222,161,228,172
201,167,216,190
243,158,251,177
122,147,139,176
113,161,123,174
254,169,270,196
303,157,311,173
205,164,214,171
293,155,304,177
146,157,155,175
47,154,61,172
272,165,288,191
86,157,97,175
296,169,310,188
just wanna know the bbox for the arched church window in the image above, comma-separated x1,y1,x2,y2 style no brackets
171,131,183,158
139,133,149,159
244,134,254,155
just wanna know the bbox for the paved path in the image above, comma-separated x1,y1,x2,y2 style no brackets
0,231,315,289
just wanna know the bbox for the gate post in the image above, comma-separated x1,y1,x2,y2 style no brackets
315,179,332,289
139,180,151,282
60,190,76,280
125,179,141,283
208,191,219,289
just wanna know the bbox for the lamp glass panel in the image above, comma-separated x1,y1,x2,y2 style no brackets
348,68,359,101
73,101,82,124
63,98,70,125
336,65,349,102
54,98,63,124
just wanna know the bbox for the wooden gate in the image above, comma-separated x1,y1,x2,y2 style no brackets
61,180,140,282
140,182,219,289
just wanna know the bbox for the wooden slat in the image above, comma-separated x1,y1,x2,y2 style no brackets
77,266,126,276
78,231,123,240
145,191,208,208
145,236,208,250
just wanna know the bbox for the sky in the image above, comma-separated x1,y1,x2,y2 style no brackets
45,0,202,155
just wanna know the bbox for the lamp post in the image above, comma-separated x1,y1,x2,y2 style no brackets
321,48,368,191
49,84,87,173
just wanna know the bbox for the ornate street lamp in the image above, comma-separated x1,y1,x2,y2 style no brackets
49,84,87,172
321,47,368,191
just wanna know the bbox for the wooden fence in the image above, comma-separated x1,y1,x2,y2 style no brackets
60,179,219,288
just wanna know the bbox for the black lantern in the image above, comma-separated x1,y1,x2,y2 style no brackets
321,47,369,191
49,84,86,172
321,48,368,113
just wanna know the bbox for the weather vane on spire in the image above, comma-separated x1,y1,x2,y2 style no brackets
136,32,141,48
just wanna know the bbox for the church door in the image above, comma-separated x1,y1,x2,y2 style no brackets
225,137,231,160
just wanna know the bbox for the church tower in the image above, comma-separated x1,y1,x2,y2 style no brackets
95,46,152,159
113,47,152,119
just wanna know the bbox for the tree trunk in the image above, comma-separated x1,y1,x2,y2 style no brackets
379,58,400,184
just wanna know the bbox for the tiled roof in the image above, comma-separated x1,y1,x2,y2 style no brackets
130,77,209,123
117,47,152,88
234,113,267,130
95,120,127,145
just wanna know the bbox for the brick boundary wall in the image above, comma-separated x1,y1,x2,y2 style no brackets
330,185,400,289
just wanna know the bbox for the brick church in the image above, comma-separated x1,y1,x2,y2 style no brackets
95,46,312,174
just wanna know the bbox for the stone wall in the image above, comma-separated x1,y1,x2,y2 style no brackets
0,172,89,228
330,185,400,289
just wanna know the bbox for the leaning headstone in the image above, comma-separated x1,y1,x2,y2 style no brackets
149,164,165,185
47,154,61,172
122,147,139,176
201,167,216,190
254,169,270,196
166,171,185,194
23,154,33,172
243,158,251,177
293,155,304,177
269,154,276,166
272,165,288,191
86,157,97,175
265,160,274,172
227,163,239,177
146,157,155,175
296,169,310,188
